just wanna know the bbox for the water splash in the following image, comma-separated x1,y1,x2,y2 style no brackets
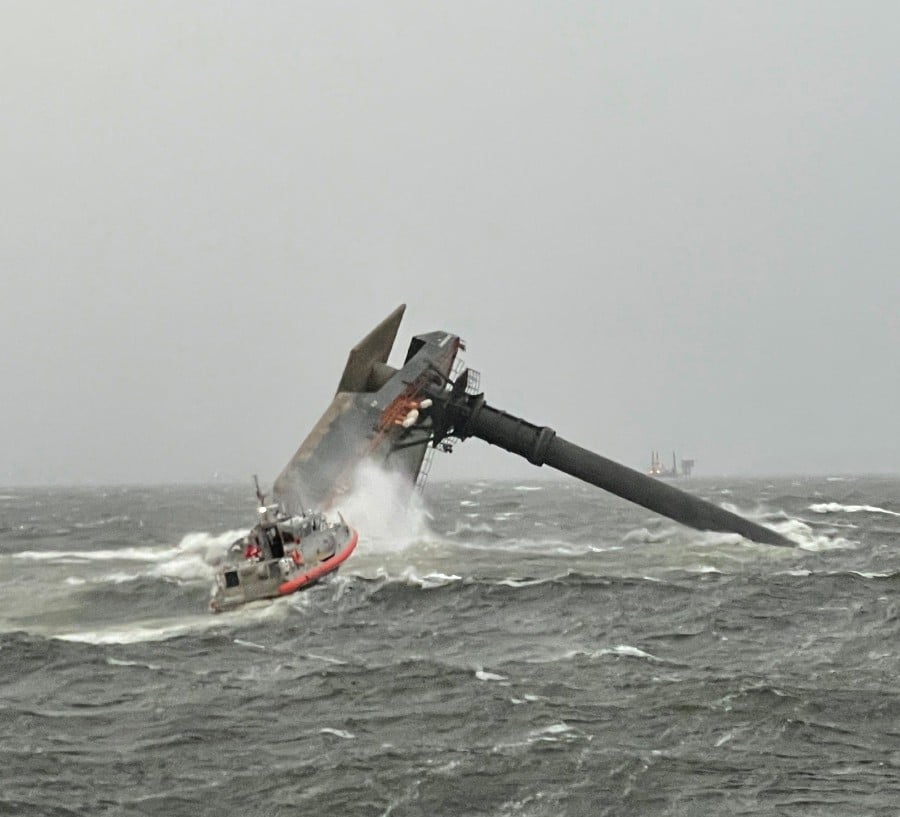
332,461,435,554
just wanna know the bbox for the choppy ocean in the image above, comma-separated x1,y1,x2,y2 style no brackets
1,474,899,816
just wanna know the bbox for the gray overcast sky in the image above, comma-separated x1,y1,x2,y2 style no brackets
2,1,898,485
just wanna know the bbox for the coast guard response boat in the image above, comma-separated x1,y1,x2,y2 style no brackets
210,480,357,612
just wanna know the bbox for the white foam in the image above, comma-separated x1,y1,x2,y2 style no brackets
495,577,549,588
475,669,507,682
538,723,571,735
320,728,355,739
333,462,433,554
105,657,162,670
625,507,861,553
14,529,245,589
622,526,746,549
98,571,145,584
528,723,585,744
599,645,663,662
398,566,462,589
696,531,748,548
445,521,496,536
771,518,856,551
11,529,246,576
233,638,266,650
622,527,674,544
55,621,202,645
53,600,286,644
450,535,604,556
305,653,349,665
14,547,179,562
809,502,900,517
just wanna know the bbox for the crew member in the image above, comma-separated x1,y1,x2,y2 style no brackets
244,538,262,560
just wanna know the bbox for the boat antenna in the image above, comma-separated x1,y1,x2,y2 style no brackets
253,474,266,506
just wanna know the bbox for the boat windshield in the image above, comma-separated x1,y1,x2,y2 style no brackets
263,524,285,559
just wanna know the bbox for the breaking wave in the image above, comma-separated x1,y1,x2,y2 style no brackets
809,502,900,517
12,529,247,586
768,518,857,551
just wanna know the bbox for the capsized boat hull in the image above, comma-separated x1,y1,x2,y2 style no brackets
210,515,358,612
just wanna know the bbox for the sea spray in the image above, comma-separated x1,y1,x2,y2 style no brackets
332,460,435,554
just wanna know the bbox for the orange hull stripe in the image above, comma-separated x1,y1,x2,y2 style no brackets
277,528,359,595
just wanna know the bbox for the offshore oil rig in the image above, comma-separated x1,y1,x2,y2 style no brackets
648,451,695,478
272,305,790,547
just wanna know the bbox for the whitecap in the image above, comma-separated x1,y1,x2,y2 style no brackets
495,577,549,588
540,723,572,734
622,528,673,544
319,728,355,739
13,547,178,562
400,567,462,589
305,653,349,665
445,521,495,536
475,669,507,682
55,622,199,645
770,518,857,551
53,603,284,644
513,485,543,492
233,638,266,650
99,572,145,584
527,723,586,744
697,531,746,548
12,529,246,576
105,657,162,670
809,502,900,517
599,645,664,662
510,694,544,704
